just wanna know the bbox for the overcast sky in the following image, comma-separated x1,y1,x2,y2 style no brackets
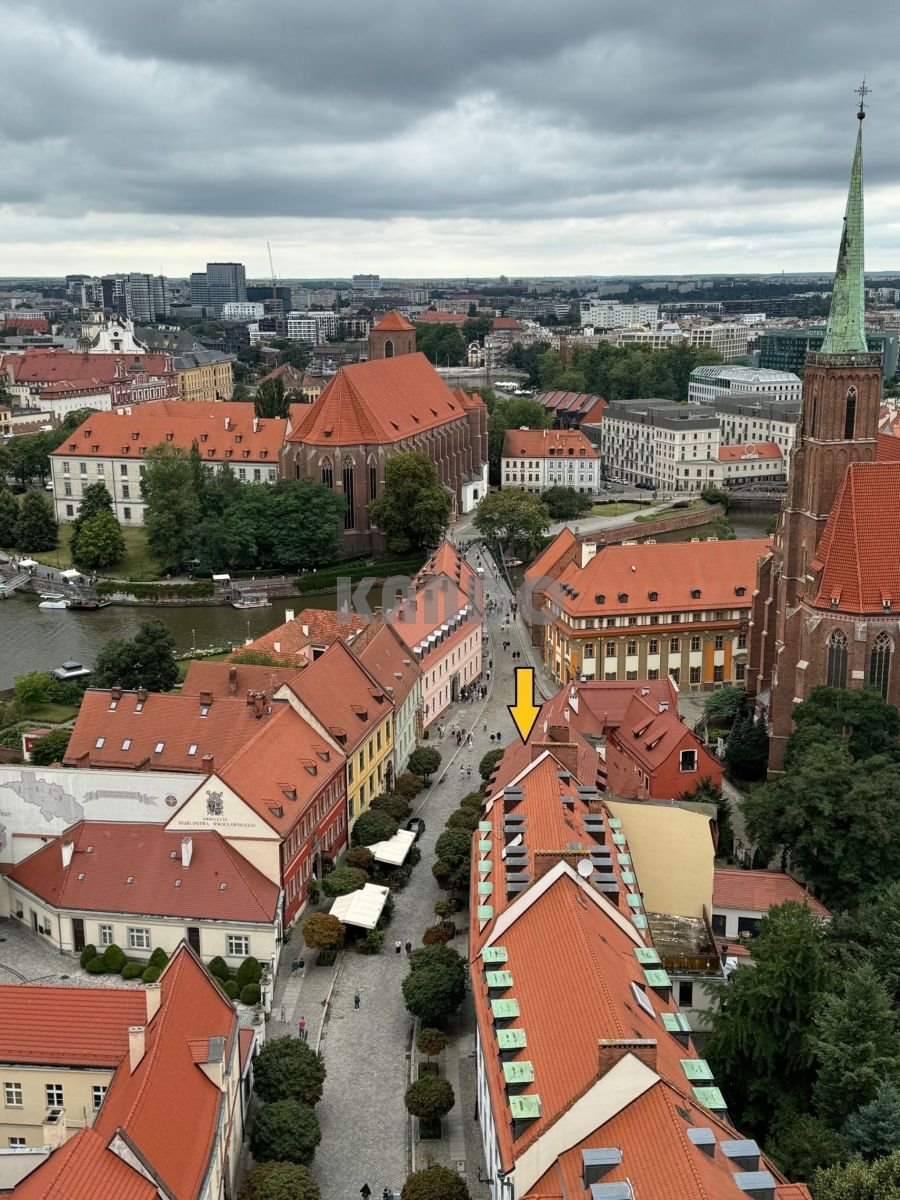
2,0,899,279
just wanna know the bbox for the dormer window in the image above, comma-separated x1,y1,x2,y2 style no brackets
648,591,659,601
618,593,628,603
734,586,746,597
201,433,208,442
165,432,174,442
594,594,605,604
690,588,702,599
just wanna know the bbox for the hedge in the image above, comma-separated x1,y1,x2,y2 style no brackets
96,579,214,599
79,943,97,969
294,554,425,594
223,979,240,1000
142,965,161,983
121,963,144,980
101,944,127,973
240,982,261,1005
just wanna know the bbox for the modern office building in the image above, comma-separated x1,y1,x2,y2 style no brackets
759,325,899,381
688,323,752,361
122,273,170,323
352,273,380,294
189,271,209,309
220,301,265,321
688,365,803,405
286,310,340,342
205,262,247,314
600,397,720,491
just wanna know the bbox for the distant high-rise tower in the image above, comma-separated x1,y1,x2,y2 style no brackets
205,262,247,315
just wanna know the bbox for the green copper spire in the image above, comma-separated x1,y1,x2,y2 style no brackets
821,95,868,354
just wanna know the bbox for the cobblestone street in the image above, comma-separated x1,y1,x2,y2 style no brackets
272,547,519,1200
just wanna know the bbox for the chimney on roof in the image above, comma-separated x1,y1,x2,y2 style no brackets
598,1038,657,1080
580,541,597,568
253,416,260,433
301,624,309,637
145,982,162,1023
285,608,295,623
225,416,232,431
110,686,122,701
137,687,148,703
129,1026,146,1073
199,690,213,707
254,692,265,719
61,840,74,870
181,836,193,868
202,753,214,775
228,665,238,695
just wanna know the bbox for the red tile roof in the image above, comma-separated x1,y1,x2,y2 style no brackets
713,868,829,918
64,689,280,772
279,639,391,754
3,316,49,334
355,621,421,707
502,427,599,459
12,1128,156,1200
877,431,900,462
609,690,720,780
50,401,286,463
181,659,302,698
237,607,368,665
0,986,146,1066
93,945,237,1200
534,390,607,417
717,442,782,461
9,821,279,922
523,526,580,583
9,349,173,386
215,702,345,835
810,462,900,613
553,537,770,617
373,310,414,331
286,353,472,446
414,311,521,331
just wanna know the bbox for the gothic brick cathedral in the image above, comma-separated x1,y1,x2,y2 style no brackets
748,103,900,770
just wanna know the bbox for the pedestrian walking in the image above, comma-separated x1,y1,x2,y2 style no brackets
354,991,361,1010
405,941,412,954
280,1004,286,1022
495,730,502,741
395,939,402,954
460,763,465,776
466,764,472,777
361,1185,371,1200
298,1017,307,1040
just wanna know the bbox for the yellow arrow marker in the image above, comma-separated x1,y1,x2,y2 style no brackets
508,666,542,744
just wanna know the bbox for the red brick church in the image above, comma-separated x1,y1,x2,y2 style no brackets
748,100,900,770
281,313,488,556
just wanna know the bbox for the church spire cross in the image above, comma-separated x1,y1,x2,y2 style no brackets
821,93,869,355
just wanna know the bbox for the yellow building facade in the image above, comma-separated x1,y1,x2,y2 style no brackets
175,351,234,403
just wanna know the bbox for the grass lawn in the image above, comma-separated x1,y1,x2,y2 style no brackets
31,525,161,580
590,501,642,516
22,702,79,725
633,499,710,523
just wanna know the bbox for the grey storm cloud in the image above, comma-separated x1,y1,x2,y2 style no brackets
2,0,900,271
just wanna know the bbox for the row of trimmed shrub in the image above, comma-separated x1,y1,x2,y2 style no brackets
208,954,262,1005
97,579,215,599
79,942,165,983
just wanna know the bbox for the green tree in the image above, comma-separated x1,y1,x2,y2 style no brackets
844,1082,900,1162
812,1149,900,1200
408,746,441,782
703,686,746,724
793,685,900,763
473,490,550,557
369,792,411,822
302,912,345,951
14,490,57,551
249,1099,321,1166
321,867,368,897
402,1166,470,1200
723,711,769,780
6,432,57,487
72,509,125,570
704,902,828,1133
344,846,376,874
0,488,19,546
255,377,290,419
253,1037,327,1107
854,882,900,1004
13,671,52,708
402,952,467,1024
765,1108,846,1182
405,1076,455,1121
91,619,177,692
351,809,399,847
812,964,900,1126
706,516,736,540
367,453,451,555
479,748,504,781
262,480,345,569
141,444,200,567
462,316,493,345
239,1162,320,1200
414,323,467,366
540,486,593,521
28,728,72,765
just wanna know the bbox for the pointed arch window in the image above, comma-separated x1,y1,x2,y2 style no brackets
868,631,892,699
320,456,333,489
844,386,858,440
809,390,818,437
826,629,848,689
342,456,355,530
368,456,378,502
384,339,394,359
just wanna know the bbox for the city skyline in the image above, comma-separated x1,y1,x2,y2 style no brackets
2,0,900,276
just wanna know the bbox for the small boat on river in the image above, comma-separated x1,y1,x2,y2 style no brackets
38,593,70,610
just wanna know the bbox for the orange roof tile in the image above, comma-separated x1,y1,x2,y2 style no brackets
553,537,770,617
877,431,900,461
181,659,303,698
279,640,391,754
236,607,368,665
534,390,607,417
65,689,279,772
609,690,720,779
50,401,286,463
355,621,421,707
286,353,471,446
10,821,279,923
810,461,900,613
9,349,173,387
502,428,599,459
215,702,345,835
0,985,146,1066
717,441,783,461
523,526,580,583
12,1128,156,1200
93,945,237,1200
373,310,414,331
713,868,829,918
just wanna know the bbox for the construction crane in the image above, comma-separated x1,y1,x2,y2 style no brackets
266,241,278,312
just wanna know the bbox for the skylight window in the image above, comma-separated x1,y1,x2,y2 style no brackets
109,700,118,711
121,739,132,751
200,706,210,717
187,744,198,756
95,737,105,749
630,981,656,1018
154,741,165,754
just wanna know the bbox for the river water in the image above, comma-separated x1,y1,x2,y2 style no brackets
0,506,774,691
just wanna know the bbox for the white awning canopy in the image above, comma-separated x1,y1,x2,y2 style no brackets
18,558,38,568
330,883,390,930
60,569,82,580
369,829,417,867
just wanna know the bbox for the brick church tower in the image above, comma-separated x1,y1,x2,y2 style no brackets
748,96,890,770
368,310,416,360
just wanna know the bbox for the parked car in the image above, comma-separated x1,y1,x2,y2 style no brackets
405,817,426,840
